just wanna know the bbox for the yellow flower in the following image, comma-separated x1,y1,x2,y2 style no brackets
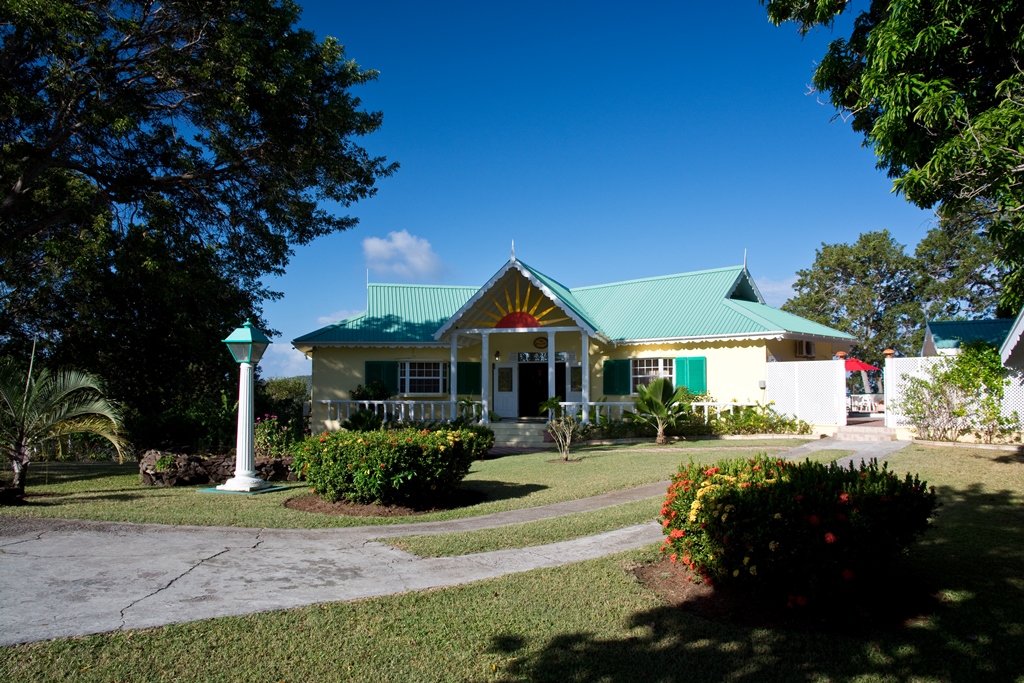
743,556,750,565
749,566,757,576
439,446,445,451
732,569,739,577
769,541,779,551
725,505,736,512
773,513,782,520
721,514,728,522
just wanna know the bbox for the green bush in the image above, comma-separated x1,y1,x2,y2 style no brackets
661,454,937,603
343,409,384,431
709,402,811,435
254,413,296,458
292,427,488,504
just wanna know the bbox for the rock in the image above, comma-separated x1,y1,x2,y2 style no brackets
139,450,295,487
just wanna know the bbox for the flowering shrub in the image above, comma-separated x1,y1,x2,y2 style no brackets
661,454,937,602
292,428,489,504
254,414,295,458
709,402,811,435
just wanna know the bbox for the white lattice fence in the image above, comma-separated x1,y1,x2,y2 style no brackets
766,360,847,426
885,356,1024,428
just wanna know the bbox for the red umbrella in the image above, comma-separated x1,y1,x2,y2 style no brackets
845,358,880,372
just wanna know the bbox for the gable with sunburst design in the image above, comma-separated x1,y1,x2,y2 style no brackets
455,268,573,330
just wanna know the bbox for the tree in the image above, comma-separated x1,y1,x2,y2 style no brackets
762,0,1024,310
915,201,1008,320
783,230,922,365
624,378,688,446
1,0,396,276
0,1,396,448
0,355,127,500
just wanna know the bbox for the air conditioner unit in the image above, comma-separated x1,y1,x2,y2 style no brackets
795,340,816,358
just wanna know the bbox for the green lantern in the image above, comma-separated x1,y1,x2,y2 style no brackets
222,320,272,364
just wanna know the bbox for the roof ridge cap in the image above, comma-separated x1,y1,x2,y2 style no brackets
369,282,478,289
571,265,744,291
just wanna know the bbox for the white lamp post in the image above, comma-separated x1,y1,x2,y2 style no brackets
217,320,272,492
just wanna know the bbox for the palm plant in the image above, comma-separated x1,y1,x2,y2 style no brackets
624,377,689,445
0,355,128,499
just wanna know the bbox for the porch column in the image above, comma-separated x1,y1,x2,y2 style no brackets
449,332,458,422
481,331,490,424
547,330,556,419
581,330,590,424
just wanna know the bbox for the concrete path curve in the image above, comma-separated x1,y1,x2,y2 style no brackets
0,438,911,646
0,481,668,647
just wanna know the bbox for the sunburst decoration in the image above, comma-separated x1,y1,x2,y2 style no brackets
465,278,571,328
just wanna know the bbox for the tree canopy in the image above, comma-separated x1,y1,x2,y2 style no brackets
0,0,396,449
782,211,1004,365
763,0,1024,310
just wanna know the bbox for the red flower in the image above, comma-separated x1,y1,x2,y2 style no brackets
704,467,720,476
662,519,671,528
808,514,820,526
842,569,855,581
739,482,751,488
836,513,848,522
670,554,677,563
795,494,804,502
700,522,707,529
669,529,685,539
824,532,837,544
682,554,691,565
795,595,807,606
838,492,851,503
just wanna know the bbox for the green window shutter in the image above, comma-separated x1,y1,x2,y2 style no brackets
675,357,707,394
365,361,399,394
602,359,631,395
457,362,482,394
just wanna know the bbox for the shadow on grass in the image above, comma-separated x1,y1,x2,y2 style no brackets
490,482,1024,682
22,462,138,486
992,446,1024,464
459,480,548,503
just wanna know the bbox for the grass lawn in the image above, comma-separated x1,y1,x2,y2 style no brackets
384,496,663,557
0,440,799,528
1,443,1023,682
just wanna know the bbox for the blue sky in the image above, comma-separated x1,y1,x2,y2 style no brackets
257,1,934,377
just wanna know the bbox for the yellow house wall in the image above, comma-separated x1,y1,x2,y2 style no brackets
589,338,771,404
765,338,839,362
308,334,843,431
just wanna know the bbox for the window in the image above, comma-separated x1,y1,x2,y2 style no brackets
631,358,673,393
570,366,583,392
515,352,569,362
398,362,449,395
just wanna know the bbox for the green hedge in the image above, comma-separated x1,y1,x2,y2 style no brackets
292,428,488,504
661,454,937,602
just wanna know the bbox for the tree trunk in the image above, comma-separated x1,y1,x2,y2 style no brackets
11,458,28,494
656,426,667,445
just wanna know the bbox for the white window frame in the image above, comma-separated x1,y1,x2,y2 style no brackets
399,361,449,395
631,358,674,394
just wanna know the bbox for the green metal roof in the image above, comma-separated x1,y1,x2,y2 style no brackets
571,266,854,341
927,319,1015,350
293,284,476,345
293,264,854,346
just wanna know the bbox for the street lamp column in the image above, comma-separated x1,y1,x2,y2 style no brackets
218,320,272,492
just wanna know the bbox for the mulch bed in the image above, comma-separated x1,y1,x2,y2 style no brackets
632,556,941,634
285,488,488,517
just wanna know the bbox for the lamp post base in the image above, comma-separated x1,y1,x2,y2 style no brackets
216,475,272,492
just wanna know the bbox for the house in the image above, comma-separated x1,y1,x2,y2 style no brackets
293,255,854,432
922,319,1015,357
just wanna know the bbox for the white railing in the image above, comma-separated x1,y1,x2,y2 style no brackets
690,401,759,424
557,401,634,422
320,400,483,423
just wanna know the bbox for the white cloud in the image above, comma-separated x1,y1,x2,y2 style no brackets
258,344,311,378
754,276,798,308
363,230,444,280
317,309,362,326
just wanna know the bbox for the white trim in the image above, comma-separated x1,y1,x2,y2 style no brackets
612,331,854,346
1001,306,1024,367
726,269,767,305
433,261,600,341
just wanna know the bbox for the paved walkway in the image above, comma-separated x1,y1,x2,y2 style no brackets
0,438,910,646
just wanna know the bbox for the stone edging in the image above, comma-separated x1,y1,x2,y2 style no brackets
912,439,1023,452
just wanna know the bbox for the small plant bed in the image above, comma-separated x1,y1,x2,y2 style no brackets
632,554,941,634
384,496,661,556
